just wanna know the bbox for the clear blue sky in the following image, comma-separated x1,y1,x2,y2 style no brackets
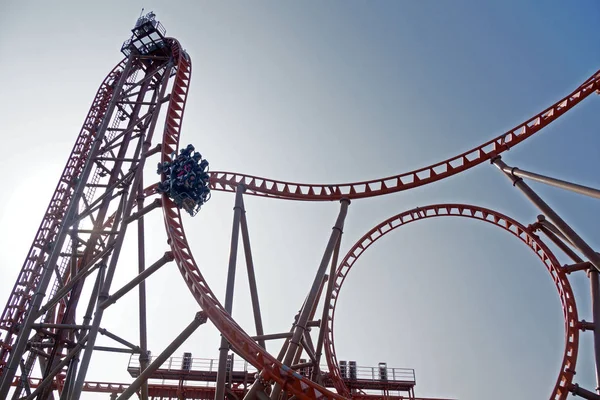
1,1,600,399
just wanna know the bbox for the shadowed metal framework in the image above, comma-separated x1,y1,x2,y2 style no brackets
1,12,600,400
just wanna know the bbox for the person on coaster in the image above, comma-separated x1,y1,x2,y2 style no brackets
183,160,194,173
181,196,196,214
157,161,170,175
198,159,209,173
180,144,194,157
156,144,210,215
184,173,197,189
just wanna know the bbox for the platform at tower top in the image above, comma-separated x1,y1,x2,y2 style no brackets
121,11,168,57
127,354,417,393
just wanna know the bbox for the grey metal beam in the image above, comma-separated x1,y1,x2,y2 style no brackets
215,185,246,400
116,312,208,400
498,164,600,200
492,156,600,273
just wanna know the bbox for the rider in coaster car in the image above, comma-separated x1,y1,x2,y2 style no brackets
157,161,170,175
156,144,211,215
181,144,195,157
198,159,209,172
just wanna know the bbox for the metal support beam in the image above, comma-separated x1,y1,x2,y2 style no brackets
71,62,173,400
492,156,600,273
93,346,139,354
564,261,593,274
98,328,140,351
251,332,293,341
580,321,596,331
59,357,78,400
291,361,314,370
571,383,600,400
116,312,208,400
215,185,246,400
313,225,344,379
270,199,350,400
0,56,136,399
124,198,162,224
537,216,576,248
15,360,32,398
23,335,88,400
590,269,600,394
240,203,266,349
536,221,584,264
535,215,600,392
136,175,150,400
34,233,115,319
143,143,162,158
498,163,600,200
33,323,90,330
100,252,173,308
300,335,317,363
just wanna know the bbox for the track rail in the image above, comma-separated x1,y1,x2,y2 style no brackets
161,40,345,400
18,378,455,400
1,28,594,399
0,60,126,372
161,45,592,399
209,70,600,201
322,204,578,400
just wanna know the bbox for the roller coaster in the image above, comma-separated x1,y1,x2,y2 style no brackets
1,12,600,400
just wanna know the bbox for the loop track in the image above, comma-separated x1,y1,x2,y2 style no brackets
322,204,578,400
159,40,591,400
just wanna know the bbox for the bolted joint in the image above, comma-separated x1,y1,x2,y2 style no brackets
143,143,162,158
164,251,175,262
139,351,150,362
194,311,208,324
525,223,540,234
569,382,600,399
98,291,110,302
255,373,273,387
563,261,592,275
578,320,595,331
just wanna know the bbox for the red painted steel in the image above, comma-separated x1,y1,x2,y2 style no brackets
160,39,346,400
0,60,126,373
18,378,454,400
209,70,600,201
1,24,596,399
322,204,578,400
162,45,590,400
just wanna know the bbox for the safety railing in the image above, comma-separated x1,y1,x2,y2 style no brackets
127,355,415,384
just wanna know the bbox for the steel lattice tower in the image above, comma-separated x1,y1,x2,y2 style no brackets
1,12,600,400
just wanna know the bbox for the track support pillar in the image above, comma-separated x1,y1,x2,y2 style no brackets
270,198,350,400
590,268,600,393
116,312,208,400
215,185,246,400
0,56,136,400
496,162,600,199
241,203,266,349
492,156,600,273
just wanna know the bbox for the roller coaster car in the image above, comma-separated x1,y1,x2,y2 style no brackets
157,144,210,216
173,192,201,217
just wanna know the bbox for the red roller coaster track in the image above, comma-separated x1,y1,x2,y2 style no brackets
320,204,578,400
0,14,599,400
209,69,600,201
